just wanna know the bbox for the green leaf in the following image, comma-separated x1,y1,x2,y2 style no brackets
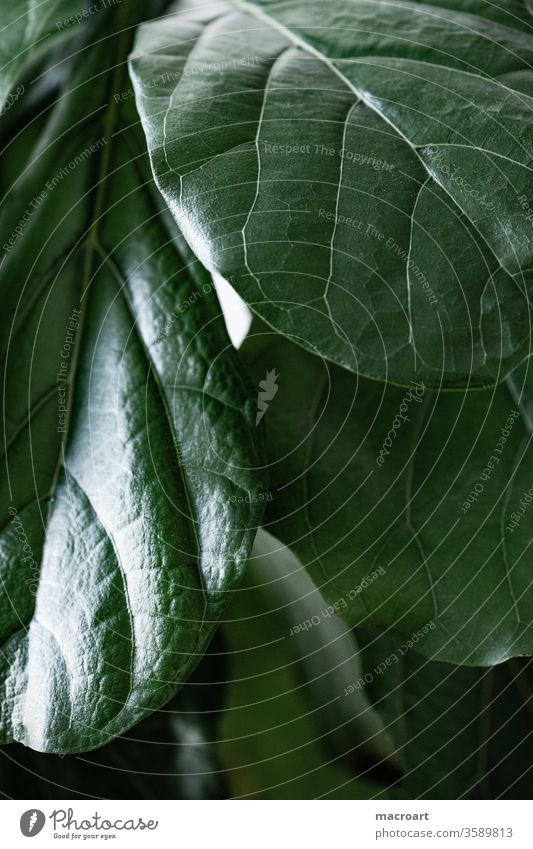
0,638,229,799
357,628,533,799
241,328,533,666
218,529,389,799
130,0,533,389
0,4,264,753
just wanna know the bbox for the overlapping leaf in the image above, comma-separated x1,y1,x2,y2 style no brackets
131,0,533,388
242,329,533,666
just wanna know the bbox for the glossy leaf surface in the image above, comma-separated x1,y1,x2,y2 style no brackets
0,2,264,754
130,0,533,388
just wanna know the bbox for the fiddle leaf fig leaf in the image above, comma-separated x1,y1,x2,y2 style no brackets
130,0,533,389
241,328,533,666
0,3,264,754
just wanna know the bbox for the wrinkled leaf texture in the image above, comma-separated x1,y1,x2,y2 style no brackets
0,0,264,753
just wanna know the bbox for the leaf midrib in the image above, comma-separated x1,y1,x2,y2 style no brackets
42,19,132,522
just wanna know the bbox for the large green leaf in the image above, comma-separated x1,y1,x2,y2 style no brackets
241,328,533,666
357,628,533,799
130,0,533,389
0,2,264,753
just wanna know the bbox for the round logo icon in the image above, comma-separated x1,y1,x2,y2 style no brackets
20,810,46,837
